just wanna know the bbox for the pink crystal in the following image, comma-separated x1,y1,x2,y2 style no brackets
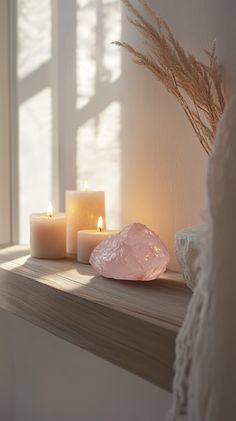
89,223,170,281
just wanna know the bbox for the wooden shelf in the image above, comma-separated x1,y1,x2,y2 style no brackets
0,245,191,392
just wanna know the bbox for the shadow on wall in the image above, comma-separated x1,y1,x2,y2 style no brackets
17,0,207,269
0,307,172,421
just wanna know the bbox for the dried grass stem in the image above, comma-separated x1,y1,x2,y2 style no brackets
114,0,225,154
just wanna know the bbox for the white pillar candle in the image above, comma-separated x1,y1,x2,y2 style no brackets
77,217,117,264
66,189,106,255
30,203,66,259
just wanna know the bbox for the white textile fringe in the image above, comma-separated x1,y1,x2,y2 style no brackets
169,95,236,421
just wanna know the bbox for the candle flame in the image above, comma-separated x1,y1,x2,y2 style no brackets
47,201,53,218
97,216,103,232
84,180,89,191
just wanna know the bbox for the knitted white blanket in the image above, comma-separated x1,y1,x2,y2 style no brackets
169,95,236,421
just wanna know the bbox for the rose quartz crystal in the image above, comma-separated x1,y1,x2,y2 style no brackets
89,223,170,281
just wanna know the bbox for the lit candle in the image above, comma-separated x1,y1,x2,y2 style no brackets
77,216,117,264
30,202,66,259
66,183,106,255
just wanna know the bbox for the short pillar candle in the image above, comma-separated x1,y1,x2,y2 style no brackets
66,189,106,255
77,217,117,264
30,203,66,259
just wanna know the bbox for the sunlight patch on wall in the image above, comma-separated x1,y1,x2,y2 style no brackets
17,0,52,244
77,102,121,229
76,0,122,229
76,0,97,109
18,0,51,79
76,0,121,110
103,0,121,82
19,89,52,243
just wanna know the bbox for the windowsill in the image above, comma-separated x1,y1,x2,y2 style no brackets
0,244,191,392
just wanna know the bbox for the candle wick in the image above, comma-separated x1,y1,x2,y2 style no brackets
99,227,102,232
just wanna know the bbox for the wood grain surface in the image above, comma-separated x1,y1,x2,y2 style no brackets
0,245,191,391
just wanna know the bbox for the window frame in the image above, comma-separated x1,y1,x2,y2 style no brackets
0,0,18,244
0,0,11,244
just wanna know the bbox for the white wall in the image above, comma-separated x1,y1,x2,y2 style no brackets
212,0,236,97
0,308,172,421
